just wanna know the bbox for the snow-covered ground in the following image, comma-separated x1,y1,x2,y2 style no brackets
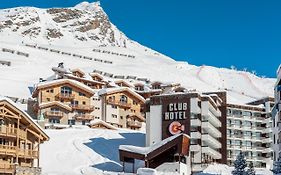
40,127,145,175
40,127,273,175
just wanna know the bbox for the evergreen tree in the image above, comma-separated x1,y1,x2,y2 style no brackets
272,156,281,175
232,152,247,175
246,162,255,175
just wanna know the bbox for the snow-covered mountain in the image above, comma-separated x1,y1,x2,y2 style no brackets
0,1,275,104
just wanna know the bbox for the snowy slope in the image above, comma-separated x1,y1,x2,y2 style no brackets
40,127,145,175
0,1,275,104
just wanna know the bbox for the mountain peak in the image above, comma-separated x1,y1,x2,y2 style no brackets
74,1,101,12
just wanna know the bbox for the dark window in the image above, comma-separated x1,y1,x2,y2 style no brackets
61,86,72,94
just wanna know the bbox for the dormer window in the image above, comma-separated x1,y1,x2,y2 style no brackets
120,95,128,103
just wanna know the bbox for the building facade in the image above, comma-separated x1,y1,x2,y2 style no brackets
31,79,96,127
227,98,274,169
273,65,281,161
93,87,145,129
0,97,49,174
145,92,227,173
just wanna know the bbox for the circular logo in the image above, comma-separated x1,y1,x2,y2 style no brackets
168,121,185,135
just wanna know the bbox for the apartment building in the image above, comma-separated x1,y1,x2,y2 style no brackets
273,65,281,161
0,97,49,174
227,97,274,168
145,91,227,173
31,79,96,126
92,87,146,130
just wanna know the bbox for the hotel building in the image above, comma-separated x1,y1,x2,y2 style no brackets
145,91,227,173
227,97,274,169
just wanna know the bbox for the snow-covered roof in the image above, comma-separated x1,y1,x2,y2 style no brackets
89,119,117,130
119,133,189,156
0,96,49,141
33,79,96,97
114,79,134,88
64,74,105,85
98,87,145,103
39,101,72,111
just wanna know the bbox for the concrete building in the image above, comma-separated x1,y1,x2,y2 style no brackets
273,65,281,161
145,91,227,173
227,97,274,169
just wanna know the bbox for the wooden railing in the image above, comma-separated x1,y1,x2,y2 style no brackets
44,111,64,118
0,126,27,139
127,121,142,128
0,144,16,155
70,104,94,111
74,114,93,121
19,149,39,158
55,93,75,100
0,162,14,174
107,99,131,108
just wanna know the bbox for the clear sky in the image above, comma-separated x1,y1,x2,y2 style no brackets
1,0,280,78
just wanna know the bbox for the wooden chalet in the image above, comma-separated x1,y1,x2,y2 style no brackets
0,97,49,174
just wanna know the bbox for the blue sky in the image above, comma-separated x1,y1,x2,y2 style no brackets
1,0,280,78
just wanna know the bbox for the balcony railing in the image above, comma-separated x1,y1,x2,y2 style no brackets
107,99,131,108
0,162,14,174
56,93,75,100
19,149,39,158
44,111,64,118
74,114,93,121
127,121,142,128
0,144,16,155
0,126,27,139
71,104,94,111
0,126,17,137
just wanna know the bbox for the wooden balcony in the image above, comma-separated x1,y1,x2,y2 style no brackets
0,126,17,138
0,162,14,174
0,126,27,140
55,93,75,100
0,144,16,155
107,100,131,108
71,104,94,112
74,114,93,121
44,111,65,118
19,149,39,158
127,121,142,128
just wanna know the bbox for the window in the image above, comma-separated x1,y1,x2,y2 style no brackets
133,101,138,105
79,92,85,96
61,86,72,94
46,98,50,101
120,95,128,103
82,101,86,105
111,105,117,109
71,101,79,106
112,114,117,118
46,89,54,93
120,116,123,119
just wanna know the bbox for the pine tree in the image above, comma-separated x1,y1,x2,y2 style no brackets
272,156,281,175
246,162,255,175
232,152,247,175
